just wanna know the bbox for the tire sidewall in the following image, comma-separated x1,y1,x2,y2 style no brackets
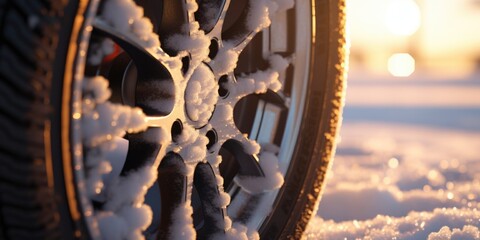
259,0,348,238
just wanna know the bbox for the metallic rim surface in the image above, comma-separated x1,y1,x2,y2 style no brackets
68,0,320,238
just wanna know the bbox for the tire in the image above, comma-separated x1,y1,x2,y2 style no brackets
0,0,347,239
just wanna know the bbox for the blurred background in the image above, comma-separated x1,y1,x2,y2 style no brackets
307,0,480,238
347,0,480,115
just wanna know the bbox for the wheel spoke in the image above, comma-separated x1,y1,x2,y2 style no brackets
121,127,163,174
195,0,229,35
193,163,226,238
133,0,164,34
259,90,288,109
92,20,160,65
93,21,176,116
154,153,187,239
221,139,264,178
221,0,251,46
234,92,287,147
221,0,279,53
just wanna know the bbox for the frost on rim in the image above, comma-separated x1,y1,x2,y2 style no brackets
80,0,295,239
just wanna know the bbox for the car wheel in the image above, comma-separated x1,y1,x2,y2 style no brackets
0,0,347,239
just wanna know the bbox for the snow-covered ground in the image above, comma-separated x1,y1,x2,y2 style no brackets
304,73,480,239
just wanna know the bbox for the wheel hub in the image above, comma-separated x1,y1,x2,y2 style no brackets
184,63,218,126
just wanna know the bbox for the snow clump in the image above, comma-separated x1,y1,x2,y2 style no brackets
169,202,196,240
82,76,160,240
211,43,239,76
428,225,480,240
185,64,219,124
234,70,282,97
235,152,284,194
171,124,209,165
166,21,210,70
100,0,160,51
230,54,289,98
246,0,295,32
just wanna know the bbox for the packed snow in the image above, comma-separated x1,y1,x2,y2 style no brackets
184,64,218,124
305,121,480,239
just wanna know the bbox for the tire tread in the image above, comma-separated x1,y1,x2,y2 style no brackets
0,0,64,239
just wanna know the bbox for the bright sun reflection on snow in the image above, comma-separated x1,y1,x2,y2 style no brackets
388,53,415,77
385,0,421,36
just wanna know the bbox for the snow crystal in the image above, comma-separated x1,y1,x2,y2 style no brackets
235,152,284,194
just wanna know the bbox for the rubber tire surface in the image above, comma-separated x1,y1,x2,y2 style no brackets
0,0,348,239
258,0,347,239
0,0,89,239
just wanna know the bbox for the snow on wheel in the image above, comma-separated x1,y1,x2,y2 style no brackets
0,0,347,239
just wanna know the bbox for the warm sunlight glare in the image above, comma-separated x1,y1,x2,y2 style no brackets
385,0,421,36
388,53,415,77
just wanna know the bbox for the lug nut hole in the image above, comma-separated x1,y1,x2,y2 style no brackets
206,129,218,150
218,75,229,97
209,38,219,60
171,119,183,141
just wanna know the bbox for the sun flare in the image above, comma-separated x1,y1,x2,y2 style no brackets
385,0,421,36
388,53,415,77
